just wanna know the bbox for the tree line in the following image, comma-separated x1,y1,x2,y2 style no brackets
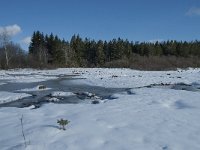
0,30,200,70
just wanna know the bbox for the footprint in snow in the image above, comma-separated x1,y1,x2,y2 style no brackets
162,145,168,150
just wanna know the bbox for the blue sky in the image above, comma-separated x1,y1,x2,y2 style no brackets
0,0,200,50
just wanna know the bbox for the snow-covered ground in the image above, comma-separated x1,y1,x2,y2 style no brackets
0,68,200,87
0,68,200,150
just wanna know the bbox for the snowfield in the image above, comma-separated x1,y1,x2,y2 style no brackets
0,68,200,87
0,68,200,150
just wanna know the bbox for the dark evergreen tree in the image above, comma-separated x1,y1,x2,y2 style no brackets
29,31,47,65
96,40,105,66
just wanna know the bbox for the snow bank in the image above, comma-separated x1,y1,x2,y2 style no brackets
0,82,6,86
0,69,60,83
0,92,31,104
51,91,75,97
71,68,200,88
0,68,200,86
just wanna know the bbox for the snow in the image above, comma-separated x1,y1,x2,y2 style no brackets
75,68,200,88
51,91,75,97
0,68,200,150
1,68,200,87
0,92,31,104
0,68,68,83
48,97,60,102
19,85,51,92
0,82,6,86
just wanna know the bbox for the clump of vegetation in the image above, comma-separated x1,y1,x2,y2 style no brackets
57,118,70,130
38,85,46,90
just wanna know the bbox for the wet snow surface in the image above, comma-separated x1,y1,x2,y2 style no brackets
0,68,200,150
0,77,125,108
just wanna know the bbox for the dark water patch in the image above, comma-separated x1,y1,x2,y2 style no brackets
102,95,118,100
140,82,200,92
171,83,200,92
91,100,100,104
0,93,87,109
0,78,127,109
0,81,41,92
126,89,136,95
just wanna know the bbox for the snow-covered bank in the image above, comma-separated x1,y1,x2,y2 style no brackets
1,68,200,87
67,68,200,88
50,91,75,97
0,82,6,86
0,92,31,104
0,68,200,150
0,68,69,83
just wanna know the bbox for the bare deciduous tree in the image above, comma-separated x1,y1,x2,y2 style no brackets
0,31,12,68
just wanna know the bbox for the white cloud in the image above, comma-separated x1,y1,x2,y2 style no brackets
186,7,200,16
21,36,31,45
0,24,21,36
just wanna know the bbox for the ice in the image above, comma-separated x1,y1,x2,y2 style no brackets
51,91,75,97
19,85,51,92
0,92,31,104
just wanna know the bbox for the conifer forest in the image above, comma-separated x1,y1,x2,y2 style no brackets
1,31,200,70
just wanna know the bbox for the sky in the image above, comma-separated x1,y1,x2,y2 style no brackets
0,0,200,50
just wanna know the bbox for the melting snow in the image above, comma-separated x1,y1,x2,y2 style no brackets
0,68,200,150
0,92,31,104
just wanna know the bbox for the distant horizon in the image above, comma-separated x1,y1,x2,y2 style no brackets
1,0,200,50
